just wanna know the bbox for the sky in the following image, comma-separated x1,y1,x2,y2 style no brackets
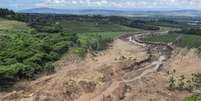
1,0,201,11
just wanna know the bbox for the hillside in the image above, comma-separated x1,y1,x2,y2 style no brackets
0,18,31,31
0,15,141,91
1,31,201,101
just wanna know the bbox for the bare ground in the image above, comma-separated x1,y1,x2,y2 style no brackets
0,33,201,101
167,48,201,79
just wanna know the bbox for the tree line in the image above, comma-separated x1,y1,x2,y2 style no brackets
0,8,15,17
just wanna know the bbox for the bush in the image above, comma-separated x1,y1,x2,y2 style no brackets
88,35,111,51
192,73,201,89
184,96,201,101
53,41,69,53
70,48,87,57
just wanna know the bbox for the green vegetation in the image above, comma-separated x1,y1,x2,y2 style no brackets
14,13,140,33
144,34,178,43
128,20,160,30
159,26,179,32
0,18,32,31
69,32,122,57
60,21,140,33
184,96,201,101
178,28,201,36
0,13,126,90
79,32,121,50
0,31,78,90
143,33,201,48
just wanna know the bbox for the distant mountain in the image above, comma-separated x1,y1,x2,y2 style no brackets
19,8,76,14
18,8,201,16
18,8,128,15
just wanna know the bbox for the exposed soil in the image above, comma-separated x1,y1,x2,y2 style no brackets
0,31,200,101
168,48,201,79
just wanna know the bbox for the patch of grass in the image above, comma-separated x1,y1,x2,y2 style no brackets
80,32,122,39
143,34,178,43
143,33,201,48
178,34,201,48
0,18,32,31
69,48,87,57
60,21,140,33
159,26,179,32
79,32,121,49
184,96,201,101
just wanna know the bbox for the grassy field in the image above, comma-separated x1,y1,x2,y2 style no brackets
60,21,141,33
79,32,122,39
143,33,201,48
159,26,180,32
78,32,122,49
184,96,201,101
69,32,123,57
143,34,178,43
0,18,32,31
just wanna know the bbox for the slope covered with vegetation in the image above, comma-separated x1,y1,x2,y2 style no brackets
0,9,138,90
0,30,79,89
0,18,32,31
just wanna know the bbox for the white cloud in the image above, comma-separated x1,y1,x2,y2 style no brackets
35,0,201,9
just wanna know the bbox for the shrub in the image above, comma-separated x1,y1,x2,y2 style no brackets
184,96,201,101
70,48,87,57
168,70,177,90
192,73,201,90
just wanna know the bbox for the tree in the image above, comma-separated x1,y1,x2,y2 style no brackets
178,75,185,90
0,8,15,18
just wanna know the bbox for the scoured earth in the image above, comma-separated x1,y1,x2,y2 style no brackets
0,31,200,101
